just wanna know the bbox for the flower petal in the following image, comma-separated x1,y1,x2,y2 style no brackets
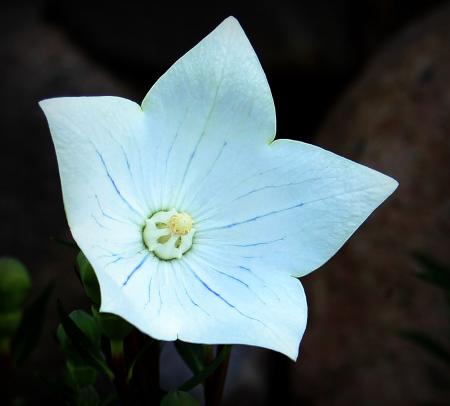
39,97,153,283
39,16,398,361
195,139,398,277
140,17,276,211
100,246,307,360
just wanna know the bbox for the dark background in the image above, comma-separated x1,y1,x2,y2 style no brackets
1,0,450,404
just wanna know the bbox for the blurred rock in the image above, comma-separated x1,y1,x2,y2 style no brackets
0,2,137,376
43,0,445,141
2,1,450,404
0,4,276,404
293,4,450,405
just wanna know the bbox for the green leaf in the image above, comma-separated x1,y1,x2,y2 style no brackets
0,310,22,339
401,331,450,364
11,281,53,364
160,391,200,406
75,385,100,406
414,253,450,291
175,341,207,374
179,345,231,391
127,340,153,383
57,310,102,367
50,236,78,250
91,306,133,341
57,300,114,380
0,257,31,312
58,310,101,349
66,362,99,389
100,393,118,406
76,252,101,305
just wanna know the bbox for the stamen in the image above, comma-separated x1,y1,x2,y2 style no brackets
142,209,195,260
169,213,193,236
157,234,171,244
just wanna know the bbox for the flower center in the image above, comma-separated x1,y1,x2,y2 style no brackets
143,209,195,260
169,213,193,236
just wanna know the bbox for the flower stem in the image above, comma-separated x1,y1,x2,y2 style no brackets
0,338,12,404
204,345,232,406
111,339,124,359
110,339,128,404
128,331,162,404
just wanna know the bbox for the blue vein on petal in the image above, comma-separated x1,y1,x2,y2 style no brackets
173,261,211,316
95,149,142,217
181,279,211,316
232,180,318,202
185,263,268,326
205,141,227,179
119,144,132,172
211,202,304,231
194,254,249,288
176,60,225,202
193,255,269,305
91,214,107,229
169,262,186,319
238,266,281,301
157,280,163,315
95,195,129,224
144,273,153,309
226,237,285,247
195,165,287,224
122,254,150,286
104,249,145,267
165,111,188,171
182,141,227,207
105,256,123,266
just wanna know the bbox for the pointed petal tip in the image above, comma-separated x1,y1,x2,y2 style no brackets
390,177,399,191
285,346,300,362
290,354,299,362
217,16,245,35
222,15,240,26
38,97,71,115
39,98,63,122
261,333,301,361
389,177,399,194
38,98,53,112
380,173,399,198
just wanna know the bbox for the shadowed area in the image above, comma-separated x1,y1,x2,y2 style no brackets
1,0,449,404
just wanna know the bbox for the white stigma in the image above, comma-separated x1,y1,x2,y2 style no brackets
143,209,195,260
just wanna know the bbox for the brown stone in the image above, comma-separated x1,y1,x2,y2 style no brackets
0,4,137,372
292,4,450,405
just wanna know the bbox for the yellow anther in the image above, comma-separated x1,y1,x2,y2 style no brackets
143,209,195,260
169,213,193,236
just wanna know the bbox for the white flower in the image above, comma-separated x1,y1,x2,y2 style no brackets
39,17,397,360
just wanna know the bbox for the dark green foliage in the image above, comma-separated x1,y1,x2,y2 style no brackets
74,386,101,406
91,306,133,341
179,345,231,391
414,253,450,292
51,252,231,404
175,341,208,374
11,281,53,364
77,251,101,306
401,331,450,365
0,258,31,312
401,254,450,395
57,309,102,365
57,301,114,380
160,391,200,406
